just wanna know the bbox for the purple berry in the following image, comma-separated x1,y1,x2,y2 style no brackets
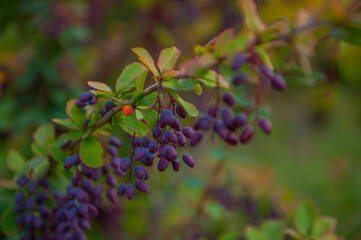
226,133,238,146
176,105,187,118
17,176,28,188
140,137,150,148
109,137,122,147
158,158,169,172
125,184,135,200
163,146,178,162
260,64,273,79
208,105,218,118
117,183,126,196
135,180,149,193
111,157,121,169
105,100,114,111
142,153,155,166
107,188,117,203
106,175,117,187
240,125,255,144
233,114,247,130
119,158,132,172
183,127,196,138
233,74,246,86
214,121,229,139
259,117,272,134
172,160,181,171
164,130,178,143
107,146,118,158
222,92,236,106
28,181,36,194
148,141,158,153
152,127,162,139
87,204,98,217
134,148,149,161
270,74,287,91
134,166,149,180
189,133,203,146
232,54,247,70
169,118,182,131
64,157,74,170
79,92,94,102
182,154,195,168
176,132,187,147
220,108,234,129
160,109,175,126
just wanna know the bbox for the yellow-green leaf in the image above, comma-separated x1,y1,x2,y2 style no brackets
79,135,103,168
157,46,181,74
6,149,25,173
132,47,159,77
88,81,112,93
237,0,266,33
116,62,148,90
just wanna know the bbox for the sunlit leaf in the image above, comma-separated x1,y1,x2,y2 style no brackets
140,109,158,129
245,227,266,240
312,217,337,237
294,202,316,236
136,92,159,109
65,99,86,126
132,47,159,77
116,62,148,90
88,81,112,93
124,112,138,133
33,123,53,148
195,70,229,88
79,135,103,168
157,46,181,74
133,71,148,103
237,0,266,33
166,89,198,117
261,221,284,240
6,149,25,173
52,118,81,130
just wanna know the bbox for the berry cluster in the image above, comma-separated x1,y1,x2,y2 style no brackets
190,53,286,146
75,92,96,108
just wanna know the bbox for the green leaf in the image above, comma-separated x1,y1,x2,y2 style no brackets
124,112,138,133
87,81,112,93
166,89,198,117
6,149,25,173
79,135,103,168
1,203,17,235
157,46,181,74
133,71,148,103
237,0,265,33
52,118,81,130
65,99,86,126
261,221,284,240
137,121,149,137
294,202,316,236
26,157,46,169
312,217,336,238
334,24,361,46
31,142,46,156
214,28,235,53
116,62,148,90
132,47,160,77
68,130,83,141
256,48,274,71
33,123,53,148
140,109,158,129
195,70,229,88
136,92,159,109
218,231,239,240
245,227,266,240
193,84,203,95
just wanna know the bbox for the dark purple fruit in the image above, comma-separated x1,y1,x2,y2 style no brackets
117,183,126,196
109,137,122,148
270,74,287,91
107,146,118,158
79,92,94,102
169,118,182,131
183,127,196,138
260,64,273,79
106,175,117,187
208,105,218,118
233,113,247,130
232,54,247,71
110,157,121,169
164,130,178,143
182,154,195,168
63,157,74,170
119,158,132,172
220,108,234,129
176,105,187,118
158,158,169,172
233,74,246,86
240,126,254,144
163,146,178,162
176,132,187,147
17,176,28,188
135,180,149,193
148,141,158,153
226,133,238,146
107,188,117,203
189,133,203,146
160,109,175,126
134,166,149,180
152,127,162,139
125,184,135,200
142,153,155,166
140,137,150,148
222,92,236,106
214,121,228,139
172,160,181,171
105,100,114,111
259,117,272,134
134,148,149,161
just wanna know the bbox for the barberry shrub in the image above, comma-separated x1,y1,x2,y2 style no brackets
2,0,358,238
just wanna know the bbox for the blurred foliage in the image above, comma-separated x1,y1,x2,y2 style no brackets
1,0,361,239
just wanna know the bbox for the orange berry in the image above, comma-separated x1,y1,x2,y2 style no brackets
122,104,133,115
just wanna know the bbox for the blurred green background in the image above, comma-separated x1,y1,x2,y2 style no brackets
1,0,361,239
